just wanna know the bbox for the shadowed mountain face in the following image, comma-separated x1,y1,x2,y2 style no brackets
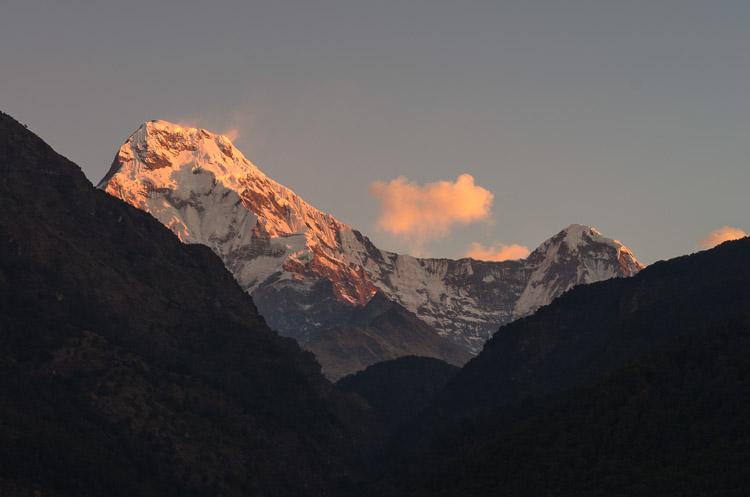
373,320,750,497
366,237,750,496
98,120,643,353
0,112,384,497
338,356,461,433
305,294,472,381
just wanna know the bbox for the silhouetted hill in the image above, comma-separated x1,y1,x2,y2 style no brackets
438,236,750,418
306,295,471,380
373,319,750,496
0,111,384,497
367,237,750,496
338,356,460,432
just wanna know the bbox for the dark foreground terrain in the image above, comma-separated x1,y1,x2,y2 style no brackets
0,111,383,497
2,110,750,496
365,227,750,496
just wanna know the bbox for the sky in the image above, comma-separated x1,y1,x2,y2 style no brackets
2,0,749,264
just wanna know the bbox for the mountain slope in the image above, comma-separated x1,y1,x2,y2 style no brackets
99,120,643,352
437,236,750,416
366,237,750,496
304,294,472,381
338,356,461,433
376,320,750,497
0,111,383,497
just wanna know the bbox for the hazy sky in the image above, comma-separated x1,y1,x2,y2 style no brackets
3,0,749,264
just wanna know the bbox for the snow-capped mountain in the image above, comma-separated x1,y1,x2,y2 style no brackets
99,120,644,353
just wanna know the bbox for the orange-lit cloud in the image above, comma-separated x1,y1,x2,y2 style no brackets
176,109,260,145
464,242,530,261
221,110,250,142
223,127,240,141
369,174,493,255
696,226,747,249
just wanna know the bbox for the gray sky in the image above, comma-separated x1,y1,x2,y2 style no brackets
3,0,749,264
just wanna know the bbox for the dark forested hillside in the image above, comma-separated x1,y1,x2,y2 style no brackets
437,236,750,418
374,320,750,496
338,356,460,432
367,236,750,496
0,111,383,497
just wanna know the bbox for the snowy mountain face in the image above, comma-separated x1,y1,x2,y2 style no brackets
99,121,644,353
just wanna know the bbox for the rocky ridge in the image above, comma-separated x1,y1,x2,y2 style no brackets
99,120,644,352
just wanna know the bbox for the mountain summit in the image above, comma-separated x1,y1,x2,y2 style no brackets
99,120,643,352
98,120,376,307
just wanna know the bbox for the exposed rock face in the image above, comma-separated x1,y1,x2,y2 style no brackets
304,294,473,381
337,224,643,352
99,120,644,353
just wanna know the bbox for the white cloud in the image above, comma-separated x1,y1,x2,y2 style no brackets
368,174,493,255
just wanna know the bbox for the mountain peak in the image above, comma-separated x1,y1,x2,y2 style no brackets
513,224,644,319
97,119,260,191
99,121,644,353
557,224,617,250
99,119,351,238
98,120,373,315
533,224,643,267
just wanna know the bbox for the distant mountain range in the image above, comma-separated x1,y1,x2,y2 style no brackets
98,120,643,360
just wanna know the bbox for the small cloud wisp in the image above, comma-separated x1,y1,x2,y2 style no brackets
464,242,530,262
177,110,256,144
696,226,747,249
368,174,493,255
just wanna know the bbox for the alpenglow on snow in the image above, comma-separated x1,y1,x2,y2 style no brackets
98,120,644,353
